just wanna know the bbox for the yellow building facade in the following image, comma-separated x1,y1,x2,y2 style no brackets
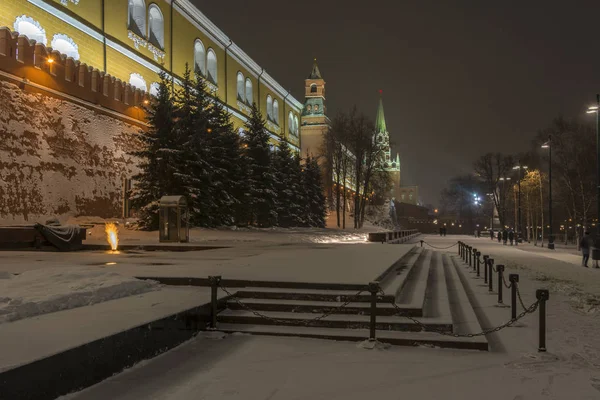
0,0,302,149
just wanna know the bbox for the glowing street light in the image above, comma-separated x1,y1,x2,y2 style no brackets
541,136,554,249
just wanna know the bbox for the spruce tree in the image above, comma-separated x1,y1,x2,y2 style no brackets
273,141,302,227
290,153,308,226
129,71,177,230
303,154,327,227
243,104,277,227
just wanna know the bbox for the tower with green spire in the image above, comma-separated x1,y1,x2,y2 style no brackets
375,91,401,200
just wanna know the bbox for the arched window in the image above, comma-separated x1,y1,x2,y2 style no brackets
293,116,299,136
150,82,160,97
245,78,253,105
193,39,205,76
266,95,273,120
148,4,164,49
310,84,317,93
273,100,279,124
128,0,146,37
51,34,79,60
409,193,413,200
129,73,147,92
14,16,47,45
207,49,217,84
236,72,244,101
288,112,294,135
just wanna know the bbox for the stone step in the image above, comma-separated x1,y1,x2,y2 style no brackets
217,309,452,332
379,247,423,296
233,287,394,304
226,297,421,317
216,323,488,351
445,254,489,349
395,248,432,314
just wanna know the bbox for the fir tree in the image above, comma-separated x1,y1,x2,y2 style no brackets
290,153,308,226
303,154,327,227
243,104,277,227
129,71,177,230
273,141,302,227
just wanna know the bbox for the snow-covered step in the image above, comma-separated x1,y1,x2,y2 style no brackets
217,323,488,351
217,309,452,332
396,248,433,314
226,297,420,316
233,287,395,304
445,254,489,348
379,247,423,297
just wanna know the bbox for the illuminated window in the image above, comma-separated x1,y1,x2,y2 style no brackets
237,72,244,102
288,112,294,135
51,34,79,60
149,82,159,97
245,78,253,105
266,95,273,120
128,0,146,37
129,73,147,92
193,40,205,76
293,116,299,136
148,5,164,49
206,49,217,84
14,15,47,45
273,100,279,124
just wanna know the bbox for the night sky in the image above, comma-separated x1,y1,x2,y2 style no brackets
194,0,600,206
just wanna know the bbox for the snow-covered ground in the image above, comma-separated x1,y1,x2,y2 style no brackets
0,267,158,323
61,234,600,399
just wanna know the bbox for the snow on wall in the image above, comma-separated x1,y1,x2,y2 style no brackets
0,80,142,224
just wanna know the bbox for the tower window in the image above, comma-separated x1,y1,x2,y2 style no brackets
194,40,205,76
310,84,317,93
207,49,217,84
148,4,164,49
128,0,146,37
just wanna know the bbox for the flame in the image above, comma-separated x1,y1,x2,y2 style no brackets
105,222,119,251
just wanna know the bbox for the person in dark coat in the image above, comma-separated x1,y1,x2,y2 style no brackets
502,230,508,245
497,231,502,243
508,230,514,245
490,229,494,240
580,231,595,268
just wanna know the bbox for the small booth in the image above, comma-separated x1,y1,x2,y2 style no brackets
159,196,189,243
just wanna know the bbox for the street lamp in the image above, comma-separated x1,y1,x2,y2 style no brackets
541,136,554,249
587,97,600,244
513,163,528,245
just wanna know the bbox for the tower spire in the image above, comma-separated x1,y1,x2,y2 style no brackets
376,90,387,134
308,58,323,79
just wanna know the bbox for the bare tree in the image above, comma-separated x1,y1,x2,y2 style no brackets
474,153,515,228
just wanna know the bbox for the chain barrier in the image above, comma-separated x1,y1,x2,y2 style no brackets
218,284,367,326
379,288,539,338
515,282,530,312
502,273,513,289
421,241,459,250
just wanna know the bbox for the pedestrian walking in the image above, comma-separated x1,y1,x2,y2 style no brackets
497,231,501,243
502,229,508,245
580,231,595,268
508,230,514,246
490,229,494,240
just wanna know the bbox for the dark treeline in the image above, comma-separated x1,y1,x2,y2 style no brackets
129,66,326,230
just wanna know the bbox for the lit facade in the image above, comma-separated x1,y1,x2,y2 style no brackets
0,0,302,149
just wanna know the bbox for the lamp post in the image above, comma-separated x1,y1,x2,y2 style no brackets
513,162,528,245
541,136,554,249
499,177,511,232
587,96,600,241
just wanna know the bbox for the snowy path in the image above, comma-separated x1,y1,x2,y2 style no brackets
62,235,600,399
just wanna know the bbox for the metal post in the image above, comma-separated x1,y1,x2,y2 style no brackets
483,255,489,282
597,94,600,241
472,248,478,271
509,274,519,319
458,241,462,256
517,163,521,246
476,251,481,276
368,281,379,341
488,259,494,292
209,275,222,329
469,247,472,266
536,289,550,352
420,240,424,248
497,265,504,304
